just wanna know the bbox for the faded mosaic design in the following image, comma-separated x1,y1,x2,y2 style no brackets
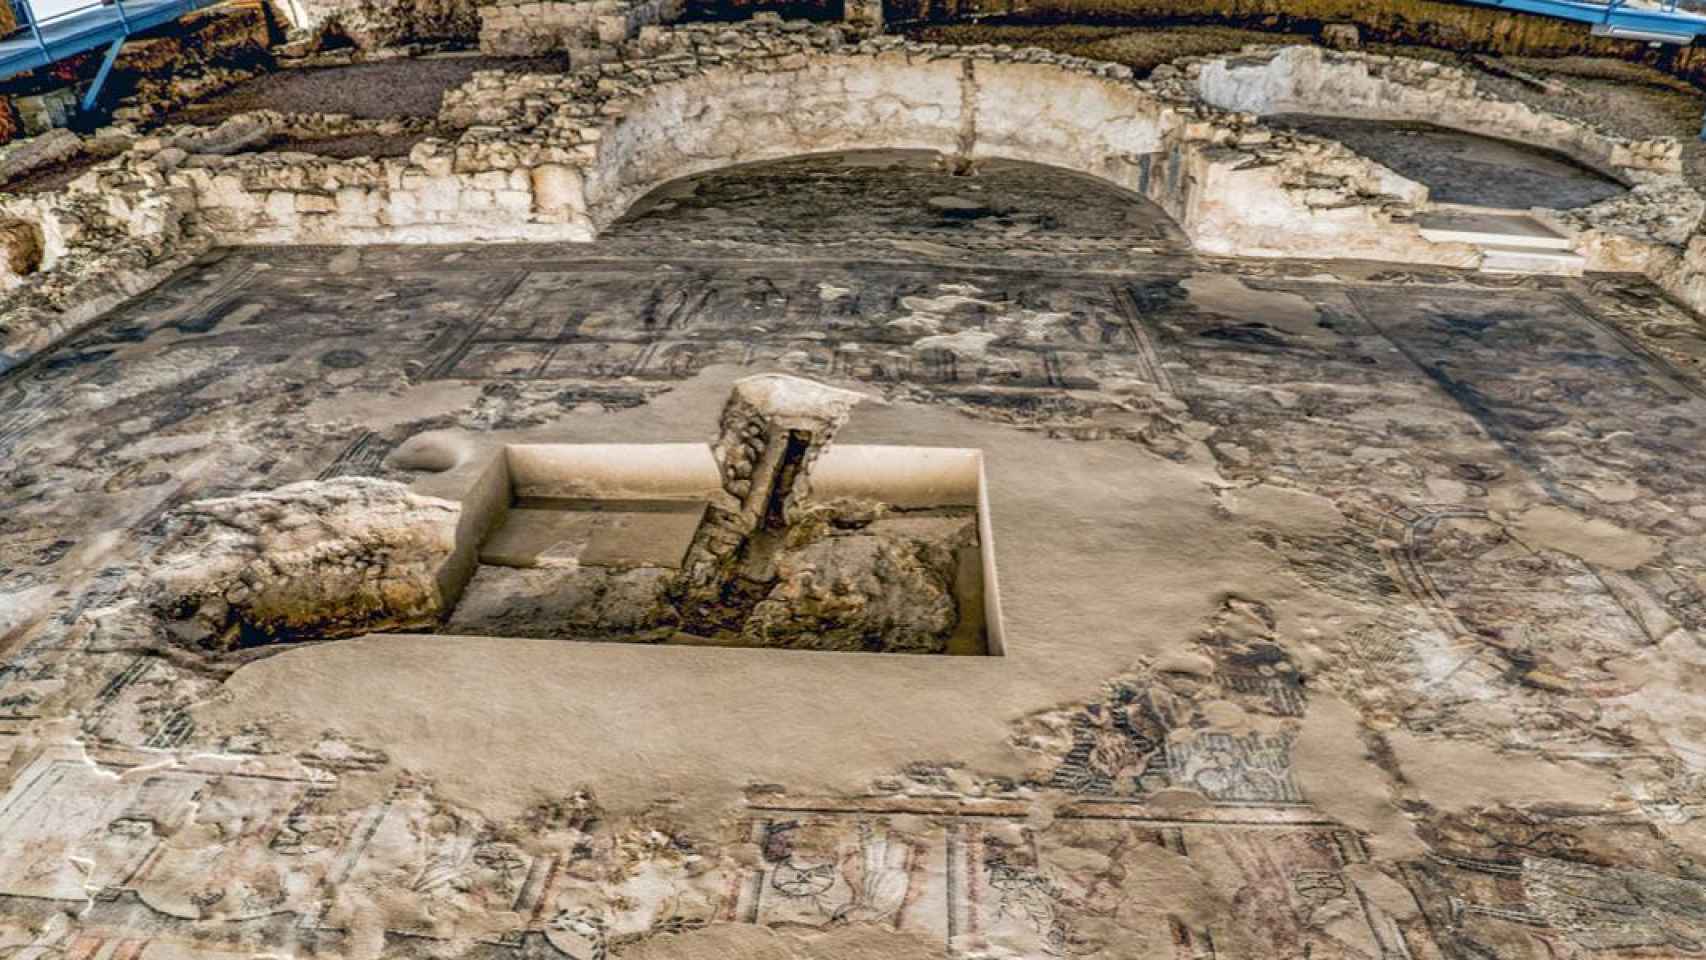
3,157,1706,959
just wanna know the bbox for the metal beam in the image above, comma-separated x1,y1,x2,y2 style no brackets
1479,0,1706,41
16,0,49,61
78,35,122,112
0,0,228,83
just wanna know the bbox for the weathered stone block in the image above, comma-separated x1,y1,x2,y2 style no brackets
530,163,584,214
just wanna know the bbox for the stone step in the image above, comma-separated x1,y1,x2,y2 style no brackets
1478,243,1587,277
1417,210,1574,251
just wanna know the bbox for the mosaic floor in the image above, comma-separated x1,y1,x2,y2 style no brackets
3,155,1706,959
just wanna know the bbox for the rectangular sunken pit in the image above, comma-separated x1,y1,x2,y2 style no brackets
440,442,1004,656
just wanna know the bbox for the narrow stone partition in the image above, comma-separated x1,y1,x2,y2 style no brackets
427,375,1005,655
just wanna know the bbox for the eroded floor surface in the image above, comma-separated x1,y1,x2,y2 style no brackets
5,158,1706,959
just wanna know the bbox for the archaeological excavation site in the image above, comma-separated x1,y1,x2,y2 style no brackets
15,0,1706,953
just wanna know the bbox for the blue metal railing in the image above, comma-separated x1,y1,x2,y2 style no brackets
4,0,134,60
1470,0,1706,41
0,0,223,109
1462,0,1706,137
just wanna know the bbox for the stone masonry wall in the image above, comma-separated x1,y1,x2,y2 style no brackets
440,24,1455,255
273,0,478,49
479,0,682,56
1193,45,1681,183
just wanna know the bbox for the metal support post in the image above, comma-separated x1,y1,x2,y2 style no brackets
79,35,123,113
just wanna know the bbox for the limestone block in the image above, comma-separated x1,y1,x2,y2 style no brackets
530,163,585,214
387,191,422,223
336,187,381,216
264,191,297,221
595,14,629,43
420,177,463,211
14,88,75,137
409,142,454,177
336,211,382,230
494,189,533,212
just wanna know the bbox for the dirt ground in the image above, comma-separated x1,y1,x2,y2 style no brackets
160,54,560,126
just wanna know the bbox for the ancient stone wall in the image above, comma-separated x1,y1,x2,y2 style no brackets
478,0,682,55
1192,45,1680,183
444,24,1454,257
273,0,477,49
0,129,83,190
1172,42,1706,306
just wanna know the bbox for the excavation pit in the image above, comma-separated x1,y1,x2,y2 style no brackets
430,438,1004,657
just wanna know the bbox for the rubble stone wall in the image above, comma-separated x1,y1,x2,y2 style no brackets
479,0,682,55
274,0,478,49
